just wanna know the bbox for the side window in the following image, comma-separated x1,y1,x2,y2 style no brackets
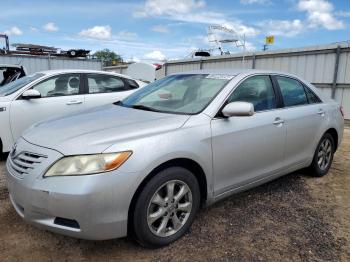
304,85,321,104
228,75,276,112
33,74,80,97
276,76,308,107
125,78,139,89
87,74,127,94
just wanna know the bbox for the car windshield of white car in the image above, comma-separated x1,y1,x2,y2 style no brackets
121,74,234,115
0,73,44,96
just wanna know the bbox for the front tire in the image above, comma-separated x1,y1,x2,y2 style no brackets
309,133,335,177
133,167,200,248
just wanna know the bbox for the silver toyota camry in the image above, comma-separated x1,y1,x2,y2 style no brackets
6,69,344,248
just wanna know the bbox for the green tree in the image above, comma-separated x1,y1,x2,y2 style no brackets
93,49,123,66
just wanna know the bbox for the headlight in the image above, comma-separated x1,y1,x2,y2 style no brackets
44,151,132,177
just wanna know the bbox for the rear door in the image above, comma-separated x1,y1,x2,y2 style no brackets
9,73,85,141
83,73,139,109
272,75,325,167
211,75,287,196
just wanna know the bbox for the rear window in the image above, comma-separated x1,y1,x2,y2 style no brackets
304,85,321,104
87,74,129,94
276,76,308,107
125,78,139,89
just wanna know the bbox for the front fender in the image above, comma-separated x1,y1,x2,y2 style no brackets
104,118,214,199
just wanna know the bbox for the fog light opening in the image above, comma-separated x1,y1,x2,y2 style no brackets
54,217,80,229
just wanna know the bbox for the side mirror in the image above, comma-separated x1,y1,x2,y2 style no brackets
222,101,254,117
22,89,41,99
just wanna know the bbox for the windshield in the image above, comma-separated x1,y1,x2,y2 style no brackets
0,73,44,96
121,74,233,114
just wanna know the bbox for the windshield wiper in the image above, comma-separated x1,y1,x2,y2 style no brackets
130,104,159,112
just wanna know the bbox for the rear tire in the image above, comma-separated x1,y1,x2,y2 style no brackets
133,167,200,248
309,133,335,177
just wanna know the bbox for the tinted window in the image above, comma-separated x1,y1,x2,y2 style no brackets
304,86,321,104
87,74,128,94
125,78,139,89
33,74,80,97
228,75,276,112
277,76,308,107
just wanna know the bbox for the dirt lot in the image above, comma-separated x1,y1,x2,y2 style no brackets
0,126,349,262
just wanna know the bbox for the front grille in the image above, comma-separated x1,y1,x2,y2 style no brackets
9,151,47,177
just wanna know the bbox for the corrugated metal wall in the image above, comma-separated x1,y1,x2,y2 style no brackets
160,43,350,119
104,64,129,75
0,55,102,74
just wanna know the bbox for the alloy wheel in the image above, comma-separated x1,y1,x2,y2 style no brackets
317,138,332,170
147,180,193,237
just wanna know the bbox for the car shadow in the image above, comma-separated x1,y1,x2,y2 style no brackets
1,168,344,261
0,153,8,162
62,170,343,261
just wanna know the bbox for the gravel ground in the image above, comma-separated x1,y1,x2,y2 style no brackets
0,126,349,261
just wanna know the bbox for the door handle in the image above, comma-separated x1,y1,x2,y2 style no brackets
273,118,285,125
66,100,83,105
317,109,325,116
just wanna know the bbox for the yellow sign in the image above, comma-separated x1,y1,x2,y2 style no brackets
266,36,274,45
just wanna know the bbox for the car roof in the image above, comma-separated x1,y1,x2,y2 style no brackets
37,69,136,80
172,69,300,78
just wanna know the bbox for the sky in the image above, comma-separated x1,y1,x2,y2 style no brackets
1,0,350,62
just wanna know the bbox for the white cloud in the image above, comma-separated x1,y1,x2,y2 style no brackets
78,25,112,40
43,22,59,32
257,0,344,38
244,41,256,51
117,30,138,40
298,0,344,30
125,56,141,63
151,25,169,33
261,19,304,37
144,50,166,61
240,0,270,4
335,11,350,17
221,22,260,37
134,0,205,17
5,26,22,36
30,27,39,32
134,0,259,42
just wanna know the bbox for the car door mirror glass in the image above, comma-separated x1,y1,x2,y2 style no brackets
22,89,41,99
222,101,254,117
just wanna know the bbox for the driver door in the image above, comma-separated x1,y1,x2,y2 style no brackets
9,73,85,142
211,75,287,196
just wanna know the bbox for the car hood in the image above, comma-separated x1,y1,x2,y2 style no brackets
22,104,190,155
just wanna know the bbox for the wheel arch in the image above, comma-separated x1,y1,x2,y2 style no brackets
325,128,338,151
127,158,208,235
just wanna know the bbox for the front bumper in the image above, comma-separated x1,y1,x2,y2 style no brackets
5,139,140,240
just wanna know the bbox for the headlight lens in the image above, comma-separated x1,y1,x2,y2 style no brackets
44,151,132,177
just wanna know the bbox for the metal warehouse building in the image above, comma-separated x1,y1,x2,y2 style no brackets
0,55,102,74
107,43,350,119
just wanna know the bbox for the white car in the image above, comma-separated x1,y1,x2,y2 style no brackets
0,69,146,153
